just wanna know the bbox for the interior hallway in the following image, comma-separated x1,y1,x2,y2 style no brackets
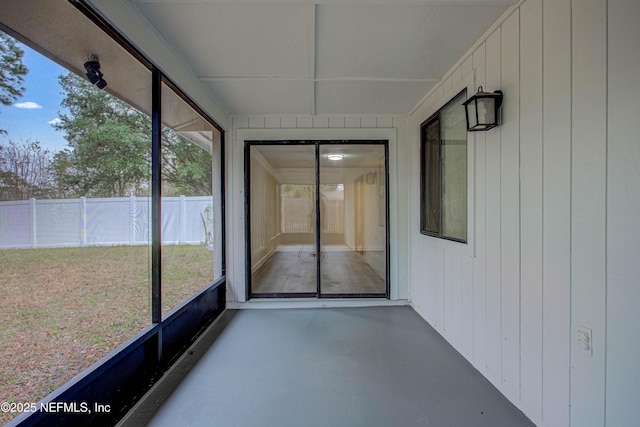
119,307,535,427
252,244,386,295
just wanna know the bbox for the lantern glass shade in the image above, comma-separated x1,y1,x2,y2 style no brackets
463,87,503,131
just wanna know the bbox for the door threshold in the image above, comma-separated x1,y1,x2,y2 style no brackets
228,299,409,310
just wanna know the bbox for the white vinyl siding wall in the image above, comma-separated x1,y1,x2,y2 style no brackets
407,1,640,427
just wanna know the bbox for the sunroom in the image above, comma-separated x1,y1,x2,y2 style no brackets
0,0,638,426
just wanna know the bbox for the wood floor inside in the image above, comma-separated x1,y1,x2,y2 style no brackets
251,245,386,295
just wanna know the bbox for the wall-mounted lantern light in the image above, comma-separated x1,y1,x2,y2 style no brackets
462,86,503,131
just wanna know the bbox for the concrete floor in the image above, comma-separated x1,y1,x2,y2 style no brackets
119,307,535,427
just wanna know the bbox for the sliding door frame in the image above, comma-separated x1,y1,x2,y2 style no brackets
245,139,390,300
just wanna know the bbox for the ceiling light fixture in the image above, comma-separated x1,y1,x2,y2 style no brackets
327,154,344,161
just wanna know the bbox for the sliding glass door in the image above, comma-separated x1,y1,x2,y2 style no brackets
248,144,317,296
319,144,387,296
246,141,388,298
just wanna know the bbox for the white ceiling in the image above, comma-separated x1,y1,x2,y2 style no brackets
253,143,384,169
124,0,514,116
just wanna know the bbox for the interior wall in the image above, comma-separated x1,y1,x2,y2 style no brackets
320,167,384,251
344,182,355,248
360,177,385,251
249,153,279,271
227,117,407,303
407,1,640,426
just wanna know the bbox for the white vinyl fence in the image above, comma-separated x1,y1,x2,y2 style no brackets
0,196,212,249
281,199,344,233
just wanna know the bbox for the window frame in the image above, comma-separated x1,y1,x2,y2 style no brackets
420,110,443,237
419,72,476,257
420,88,468,242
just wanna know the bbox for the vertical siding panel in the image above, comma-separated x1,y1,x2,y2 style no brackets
542,0,571,425
408,110,423,313
313,116,329,128
395,116,409,301
419,243,434,325
376,117,393,128
391,116,402,130
361,117,377,128
345,117,361,128
484,28,503,382
519,0,543,421
452,252,463,350
280,117,297,128
329,116,345,128
461,56,473,78
462,255,474,357
248,116,265,128
606,1,640,426
500,10,521,400
443,75,453,93
409,100,426,311
451,66,462,86
444,251,455,336
422,97,435,119
264,116,281,129
296,116,313,128
434,247,446,330
571,1,608,426
433,85,445,106
421,242,434,325
472,42,488,368
410,240,428,318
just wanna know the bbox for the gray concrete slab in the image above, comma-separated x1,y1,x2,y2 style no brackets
119,307,535,427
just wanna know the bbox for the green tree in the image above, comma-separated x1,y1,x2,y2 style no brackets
54,72,212,198
0,31,29,134
54,72,150,197
162,132,212,196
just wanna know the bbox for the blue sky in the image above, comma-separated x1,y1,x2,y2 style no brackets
0,40,69,152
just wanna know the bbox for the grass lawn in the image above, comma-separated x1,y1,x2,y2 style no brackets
0,245,214,424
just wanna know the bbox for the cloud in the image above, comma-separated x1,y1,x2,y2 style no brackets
48,118,62,125
14,101,43,109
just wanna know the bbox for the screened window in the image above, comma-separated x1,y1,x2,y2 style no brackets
420,89,468,242
0,18,223,421
0,29,152,423
160,81,222,318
